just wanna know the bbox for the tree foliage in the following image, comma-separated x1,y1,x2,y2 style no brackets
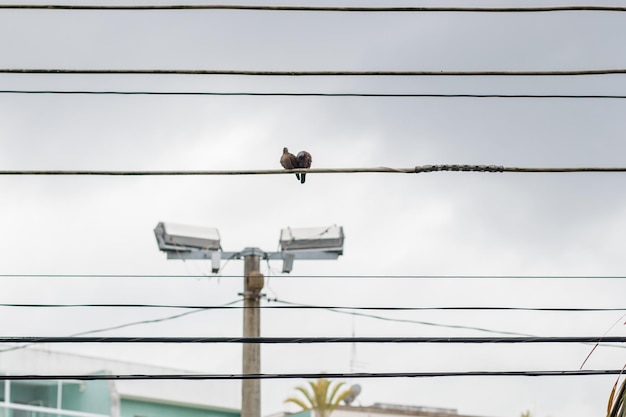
285,378,354,417
607,374,626,417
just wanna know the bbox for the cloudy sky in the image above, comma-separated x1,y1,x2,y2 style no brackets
1,1,626,417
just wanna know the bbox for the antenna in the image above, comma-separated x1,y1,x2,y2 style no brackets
350,313,357,372
345,314,363,406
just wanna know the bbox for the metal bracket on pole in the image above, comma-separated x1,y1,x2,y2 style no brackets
211,251,221,274
282,253,295,273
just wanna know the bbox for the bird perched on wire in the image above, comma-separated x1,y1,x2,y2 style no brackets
280,147,300,181
295,151,312,184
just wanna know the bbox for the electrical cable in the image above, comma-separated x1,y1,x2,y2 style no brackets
269,299,626,312
0,336,624,344
3,300,624,343
2,165,626,176
69,299,243,337
0,5,625,12
3,90,626,99
268,300,626,348
267,299,626,338
0,299,244,354
4,299,624,347
3,69,626,76
0,302,623,312
275,303,536,337
0,370,622,381
0,274,624,279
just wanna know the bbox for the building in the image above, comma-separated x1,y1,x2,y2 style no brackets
0,346,240,417
334,403,483,417
277,402,496,417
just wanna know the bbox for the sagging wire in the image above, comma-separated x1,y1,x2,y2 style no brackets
0,298,243,354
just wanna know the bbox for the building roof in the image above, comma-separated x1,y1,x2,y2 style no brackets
333,403,496,417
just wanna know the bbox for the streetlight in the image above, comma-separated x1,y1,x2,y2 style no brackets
153,222,345,417
154,222,344,274
278,225,344,273
154,222,222,273
154,222,221,251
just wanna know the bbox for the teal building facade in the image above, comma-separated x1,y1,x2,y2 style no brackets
0,348,240,417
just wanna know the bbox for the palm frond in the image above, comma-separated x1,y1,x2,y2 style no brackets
295,385,315,407
330,387,353,410
608,378,626,417
285,377,355,417
284,397,311,411
328,381,347,406
607,366,626,417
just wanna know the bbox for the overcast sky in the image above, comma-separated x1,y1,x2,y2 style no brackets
1,1,626,417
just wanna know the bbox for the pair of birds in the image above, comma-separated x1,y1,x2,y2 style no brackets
280,147,312,184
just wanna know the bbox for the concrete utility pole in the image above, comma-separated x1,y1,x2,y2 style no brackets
242,248,264,417
154,223,344,417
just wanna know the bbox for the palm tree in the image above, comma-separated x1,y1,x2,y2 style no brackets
284,378,354,417
607,375,626,417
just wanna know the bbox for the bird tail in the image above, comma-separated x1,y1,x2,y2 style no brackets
295,173,301,181
300,173,306,184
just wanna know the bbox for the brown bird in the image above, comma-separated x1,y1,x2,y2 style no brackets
280,147,300,181
296,151,312,184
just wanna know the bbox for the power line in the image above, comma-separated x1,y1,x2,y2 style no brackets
1,336,624,344
3,68,626,77
274,303,626,344
267,301,626,339
270,299,626,312
3,90,626,99
1,302,622,312
0,299,244,354
277,302,625,345
0,166,489,176
0,370,621,381
3,165,626,176
70,300,243,337
3,300,624,341
4,300,624,344
0,274,624,279
0,4,625,12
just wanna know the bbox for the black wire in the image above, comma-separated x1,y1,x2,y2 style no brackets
0,5,625,12
0,300,244,354
268,300,626,339
4,301,623,341
270,299,626,312
3,90,626,99
0,302,623,312
3,69,626,76
0,274,624,279
71,300,243,336
4,165,626,176
1,336,624,344
0,370,621,381
2,166,626,176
